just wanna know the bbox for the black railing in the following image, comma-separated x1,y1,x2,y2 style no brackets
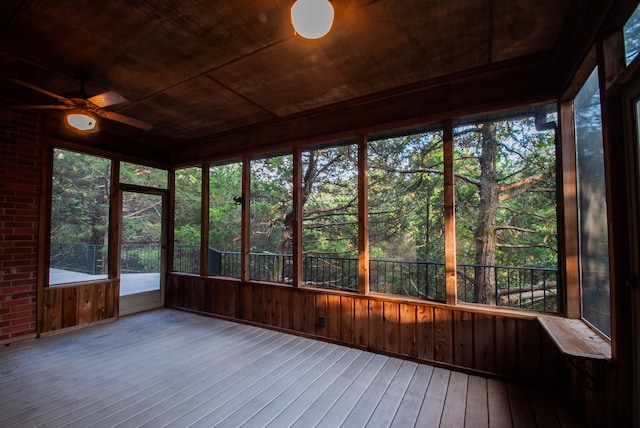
50,243,559,312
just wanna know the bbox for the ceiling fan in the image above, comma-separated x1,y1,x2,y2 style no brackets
6,75,152,131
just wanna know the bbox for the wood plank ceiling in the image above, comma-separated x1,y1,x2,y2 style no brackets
0,0,608,164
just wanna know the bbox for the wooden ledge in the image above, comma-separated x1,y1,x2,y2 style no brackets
538,316,611,360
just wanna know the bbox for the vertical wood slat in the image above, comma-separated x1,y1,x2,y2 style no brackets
417,305,435,361
434,307,454,364
369,299,383,350
400,303,416,356
354,297,369,346
384,301,400,353
454,310,473,367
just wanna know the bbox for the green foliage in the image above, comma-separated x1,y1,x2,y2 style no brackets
51,149,111,245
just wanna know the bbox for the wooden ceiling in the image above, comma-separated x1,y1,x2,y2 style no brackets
0,0,614,165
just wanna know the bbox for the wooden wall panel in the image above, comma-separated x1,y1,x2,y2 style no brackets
353,298,368,347
42,281,118,334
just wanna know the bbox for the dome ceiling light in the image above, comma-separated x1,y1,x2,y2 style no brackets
291,0,334,39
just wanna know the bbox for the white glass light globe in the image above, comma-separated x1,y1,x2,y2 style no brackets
291,0,334,39
66,113,97,131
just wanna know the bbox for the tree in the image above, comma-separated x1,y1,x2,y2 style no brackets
455,116,557,304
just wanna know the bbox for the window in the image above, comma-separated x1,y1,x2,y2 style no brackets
209,162,242,278
454,109,559,311
173,167,202,274
302,144,359,291
250,154,293,283
368,130,445,301
120,162,168,189
624,2,640,66
574,67,611,337
49,149,111,285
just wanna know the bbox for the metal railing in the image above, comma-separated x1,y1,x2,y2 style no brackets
50,243,559,312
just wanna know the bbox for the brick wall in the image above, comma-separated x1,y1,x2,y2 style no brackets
0,108,42,343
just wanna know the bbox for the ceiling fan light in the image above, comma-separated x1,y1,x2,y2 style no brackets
291,0,334,39
66,112,97,131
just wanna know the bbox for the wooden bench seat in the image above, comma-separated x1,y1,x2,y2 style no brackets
538,316,611,360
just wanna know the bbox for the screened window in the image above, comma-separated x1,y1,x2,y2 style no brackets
624,3,640,66
49,149,111,285
574,67,611,337
302,144,359,291
250,155,293,283
209,162,242,279
120,162,168,189
368,130,445,301
173,167,202,274
454,109,558,311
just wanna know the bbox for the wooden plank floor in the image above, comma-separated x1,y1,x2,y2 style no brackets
0,309,582,428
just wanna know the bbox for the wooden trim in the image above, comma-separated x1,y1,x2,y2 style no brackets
109,161,120,281
598,30,635,426
443,120,457,305
357,134,369,295
292,147,302,287
37,141,53,334
200,164,210,276
241,156,251,282
558,101,580,319
167,169,176,273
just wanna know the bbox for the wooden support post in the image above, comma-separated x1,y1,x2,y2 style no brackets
292,147,303,287
241,156,251,282
167,169,176,274
200,164,210,276
358,134,369,295
443,120,457,305
597,29,633,426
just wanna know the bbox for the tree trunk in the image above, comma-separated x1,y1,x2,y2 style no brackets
474,123,498,304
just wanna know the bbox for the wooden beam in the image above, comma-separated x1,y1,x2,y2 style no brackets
358,134,369,295
443,120,457,305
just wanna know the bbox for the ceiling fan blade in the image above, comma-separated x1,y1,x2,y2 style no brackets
6,78,74,106
87,91,127,108
9,104,74,110
98,110,153,131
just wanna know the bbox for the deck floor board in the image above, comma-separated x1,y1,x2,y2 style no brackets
0,309,582,427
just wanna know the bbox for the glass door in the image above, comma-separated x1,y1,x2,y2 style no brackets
119,189,166,315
